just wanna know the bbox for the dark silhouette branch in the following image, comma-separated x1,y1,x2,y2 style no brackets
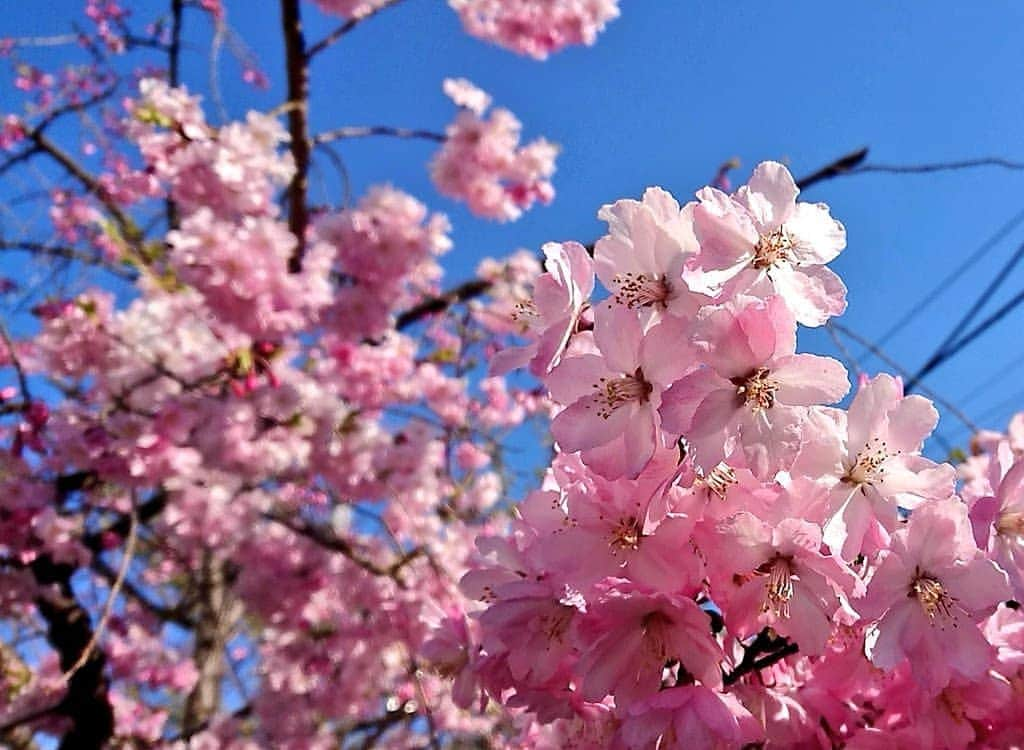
281,0,311,272
723,629,798,686
306,0,407,58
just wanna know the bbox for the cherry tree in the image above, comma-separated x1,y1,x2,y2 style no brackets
2,2,1024,750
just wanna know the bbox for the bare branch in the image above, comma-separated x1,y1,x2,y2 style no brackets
313,125,446,145
0,239,137,279
281,0,312,272
264,510,421,583
0,321,31,407
794,147,869,191
854,157,1024,176
62,506,137,681
306,0,407,58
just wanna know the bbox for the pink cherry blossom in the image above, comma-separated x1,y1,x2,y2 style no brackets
614,686,762,750
548,303,690,479
490,240,593,376
432,80,558,221
575,580,724,707
594,187,702,320
449,0,621,59
690,160,847,326
861,499,1009,692
660,294,848,473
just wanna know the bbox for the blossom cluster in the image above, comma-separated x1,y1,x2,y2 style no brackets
432,78,559,222
311,0,622,59
443,162,1024,748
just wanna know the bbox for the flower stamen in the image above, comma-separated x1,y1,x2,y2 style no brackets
592,367,653,419
612,272,671,309
752,227,794,270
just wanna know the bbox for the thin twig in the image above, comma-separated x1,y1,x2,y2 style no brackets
0,321,31,405
62,505,138,681
854,157,1024,176
306,0,407,58
312,125,446,145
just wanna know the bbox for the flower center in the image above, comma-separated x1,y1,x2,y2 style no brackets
510,298,540,333
734,367,778,412
910,572,958,622
997,511,1024,537
702,461,737,500
752,227,794,270
842,437,890,486
612,272,671,309
538,604,575,642
759,557,794,618
592,367,653,419
608,515,642,553
640,610,674,663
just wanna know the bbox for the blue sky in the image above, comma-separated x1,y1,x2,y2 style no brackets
5,1,1024,455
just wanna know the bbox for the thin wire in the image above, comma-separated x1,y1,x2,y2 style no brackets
828,321,977,436
867,206,1024,358
956,349,1024,408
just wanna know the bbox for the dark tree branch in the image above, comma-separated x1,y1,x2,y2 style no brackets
281,0,312,272
264,510,422,583
390,150,878,331
794,147,869,191
854,157,1024,176
306,0,407,59
29,556,114,750
169,0,185,87
0,240,137,279
395,278,494,331
723,629,798,686
28,130,136,241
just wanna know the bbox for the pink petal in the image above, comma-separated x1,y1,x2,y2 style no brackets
770,263,847,328
551,396,636,452
785,201,846,264
737,160,799,230
772,353,849,405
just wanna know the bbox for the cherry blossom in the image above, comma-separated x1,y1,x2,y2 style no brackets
690,160,847,326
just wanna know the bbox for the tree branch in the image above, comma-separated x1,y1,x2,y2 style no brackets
313,125,446,145
306,0,407,59
29,555,114,750
281,0,312,272
723,629,798,686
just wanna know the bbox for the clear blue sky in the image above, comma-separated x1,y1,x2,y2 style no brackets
5,1,1024,455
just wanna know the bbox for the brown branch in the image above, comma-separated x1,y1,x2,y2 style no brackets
29,555,114,750
281,0,312,272
395,279,494,331
723,629,798,686
313,125,446,145
0,322,31,406
264,510,421,583
389,150,876,330
306,0,407,58
169,0,185,86
61,507,137,682
0,240,137,279
795,147,869,191
182,554,239,734
28,130,136,242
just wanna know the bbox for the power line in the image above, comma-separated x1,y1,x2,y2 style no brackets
906,240,1024,392
827,322,975,447
956,349,1024,408
867,206,1024,358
